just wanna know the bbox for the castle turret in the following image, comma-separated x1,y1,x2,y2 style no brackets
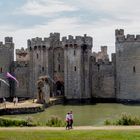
115,29,140,101
28,37,49,97
64,34,92,99
0,37,14,98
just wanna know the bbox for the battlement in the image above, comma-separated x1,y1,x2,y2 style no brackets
27,33,92,51
116,29,140,43
93,46,109,62
101,46,107,53
0,37,14,49
62,34,92,47
16,47,28,54
115,29,124,36
50,32,60,41
0,42,3,46
5,37,13,44
16,47,29,62
27,33,61,50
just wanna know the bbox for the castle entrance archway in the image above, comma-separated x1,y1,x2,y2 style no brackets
55,81,64,96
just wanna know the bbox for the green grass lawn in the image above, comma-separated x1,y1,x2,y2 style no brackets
3,103,140,126
0,129,140,140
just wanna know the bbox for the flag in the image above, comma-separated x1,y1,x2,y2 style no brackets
6,72,19,86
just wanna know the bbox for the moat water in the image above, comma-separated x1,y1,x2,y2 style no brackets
3,103,140,126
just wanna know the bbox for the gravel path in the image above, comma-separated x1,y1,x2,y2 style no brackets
0,126,140,131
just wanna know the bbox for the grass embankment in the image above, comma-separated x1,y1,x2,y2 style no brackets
0,129,140,140
3,103,140,126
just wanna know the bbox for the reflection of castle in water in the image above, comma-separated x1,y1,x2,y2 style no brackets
1,29,140,102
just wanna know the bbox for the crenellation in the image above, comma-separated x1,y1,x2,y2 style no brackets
62,34,92,48
115,29,124,36
84,36,93,47
16,47,29,62
5,37,13,44
93,46,109,62
68,35,74,44
50,32,60,41
27,39,31,47
0,42,3,46
136,35,140,41
115,29,125,43
116,30,140,43
2,30,140,102
125,34,135,41
16,47,28,54
75,36,83,45
43,37,50,45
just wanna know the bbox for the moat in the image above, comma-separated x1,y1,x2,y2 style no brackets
2,103,140,126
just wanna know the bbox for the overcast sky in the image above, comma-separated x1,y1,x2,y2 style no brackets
0,0,140,55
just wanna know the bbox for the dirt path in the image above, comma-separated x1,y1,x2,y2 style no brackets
0,126,140,131
0,100,42,109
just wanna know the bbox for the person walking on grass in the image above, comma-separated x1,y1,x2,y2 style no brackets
65,112,70,130
69,110,73,129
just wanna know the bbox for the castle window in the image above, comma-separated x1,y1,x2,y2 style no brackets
58,53,60,57
37,53,39,59
74,66,76,71
74,50,76,56
58,53,60,62
119,82,121,92
34,46,37,50
133,66,136,73
97,64,100,72
42,45,46,50
42,67,44,72
58,64,61,72
29,47,32,51
0,67,2,73
38,45,41,49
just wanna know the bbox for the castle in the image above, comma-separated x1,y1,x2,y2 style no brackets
0,29,140,102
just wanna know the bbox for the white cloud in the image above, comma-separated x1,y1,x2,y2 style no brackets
18,0,77,17
2,0,140,58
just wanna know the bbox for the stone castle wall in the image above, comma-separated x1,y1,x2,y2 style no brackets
63,34,92,99
14,62,29,98
0,37,14,98
2,30,140,102
116,29,140,101
91,58,115,99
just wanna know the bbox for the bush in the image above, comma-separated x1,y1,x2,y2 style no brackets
46,116,65,127
0,117,36,127
25,116,37,126
104,113,140,126
104,119,111,125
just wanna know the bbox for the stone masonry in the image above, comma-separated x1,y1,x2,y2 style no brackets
1,29,140,102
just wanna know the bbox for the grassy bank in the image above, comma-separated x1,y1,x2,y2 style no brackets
3,103,140,126
0,129,140,140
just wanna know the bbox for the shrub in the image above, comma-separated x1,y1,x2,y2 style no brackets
25,116,37,126
104,113,140,126
0,117,36,127
46,116,65,127
104,119,111,125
